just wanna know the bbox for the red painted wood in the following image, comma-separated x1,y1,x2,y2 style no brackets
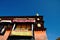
34,31,47,40
0,30,11,40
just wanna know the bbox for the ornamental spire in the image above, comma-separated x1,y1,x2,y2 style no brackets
36,13,39,16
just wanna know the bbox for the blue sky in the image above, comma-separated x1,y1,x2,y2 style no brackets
0,0,60,40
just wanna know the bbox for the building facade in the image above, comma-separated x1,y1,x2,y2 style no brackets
0,14,48,40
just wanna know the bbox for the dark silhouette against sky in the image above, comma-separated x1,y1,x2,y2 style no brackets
0,0,60,40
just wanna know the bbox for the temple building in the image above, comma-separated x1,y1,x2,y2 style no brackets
0,13,48,40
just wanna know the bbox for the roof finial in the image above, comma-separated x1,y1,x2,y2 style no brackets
36,13,39,16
